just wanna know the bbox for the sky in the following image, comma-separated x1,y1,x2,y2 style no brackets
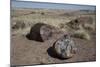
11,0,96,10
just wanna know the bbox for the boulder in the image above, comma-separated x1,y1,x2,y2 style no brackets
53,34,77,59
27,23,56,42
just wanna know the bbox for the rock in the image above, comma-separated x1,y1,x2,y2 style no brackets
53,34,77,59
40,24,53,41
67,19,80,30
27,23,55,42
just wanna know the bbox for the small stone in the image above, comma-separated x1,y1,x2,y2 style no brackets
53,34,77,59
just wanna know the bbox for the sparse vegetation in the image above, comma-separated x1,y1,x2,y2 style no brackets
71,29,91,40
12,20,26,30
11,9,96,35
83,23,95,31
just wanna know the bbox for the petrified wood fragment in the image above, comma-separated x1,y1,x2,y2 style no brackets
53,34,77,59
27,23,56,42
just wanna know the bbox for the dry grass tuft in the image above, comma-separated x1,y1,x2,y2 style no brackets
71,29,91,40
83,23,95,31
12,20,26,30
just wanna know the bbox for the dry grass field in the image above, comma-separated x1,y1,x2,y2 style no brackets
11,8,96,66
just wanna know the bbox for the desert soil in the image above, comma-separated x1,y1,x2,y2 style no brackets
11,8,96,66
11,32,96,66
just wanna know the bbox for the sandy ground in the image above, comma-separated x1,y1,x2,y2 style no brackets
11,31,96,66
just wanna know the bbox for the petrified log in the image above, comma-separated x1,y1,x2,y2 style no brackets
27,23,56,42
53,34,77,59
